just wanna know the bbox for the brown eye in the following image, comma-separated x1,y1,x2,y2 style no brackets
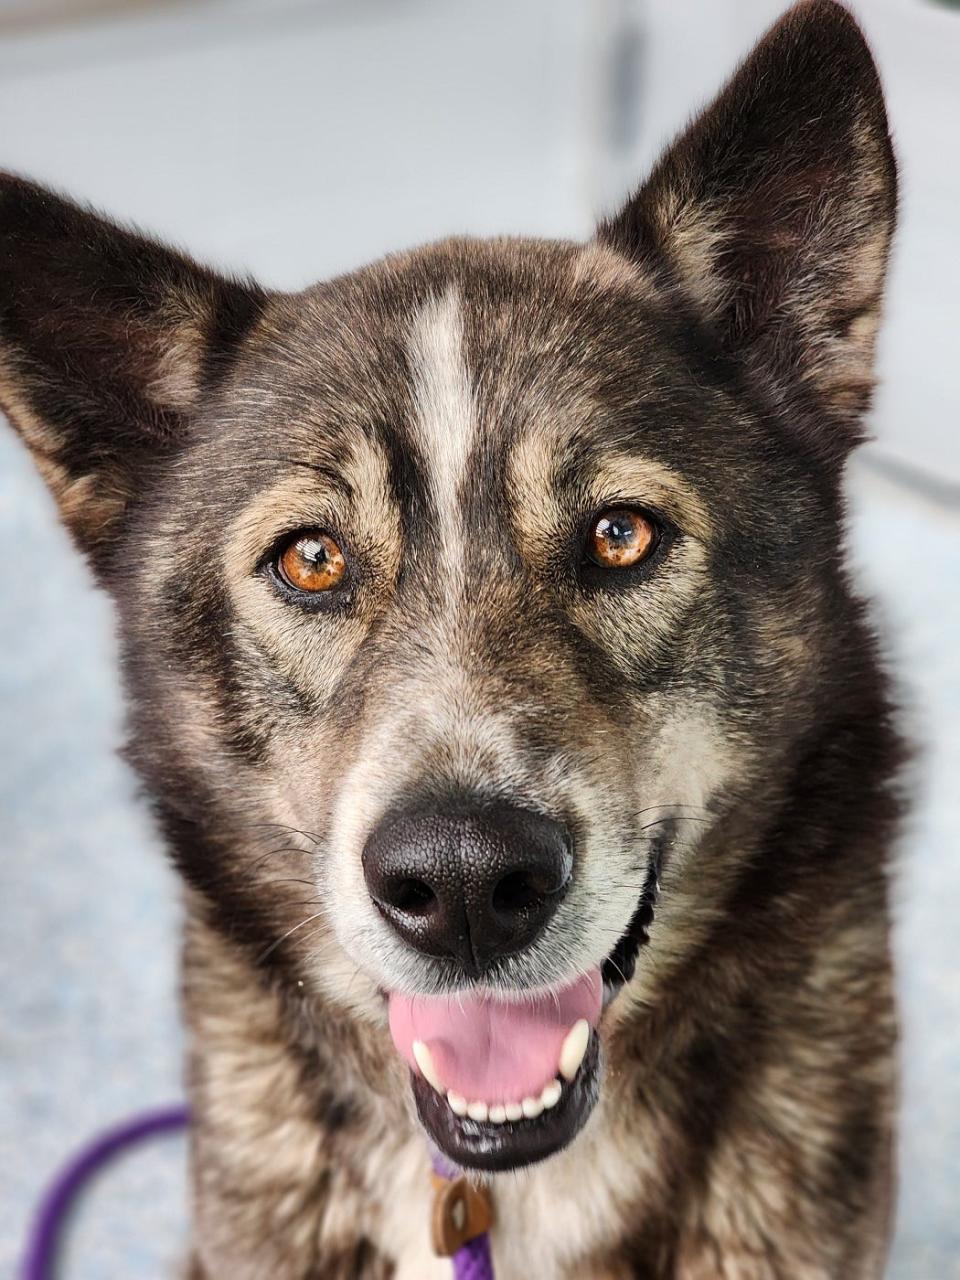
587,508,657,569
277,531,346,593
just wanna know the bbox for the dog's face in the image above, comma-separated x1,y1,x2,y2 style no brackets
0,1,895,1171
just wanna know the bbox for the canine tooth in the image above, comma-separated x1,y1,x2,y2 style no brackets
559,1019,590,1081
504,1102,523,1122
448,1092,468,1117
488,1105,507,1124
521,1095,543,1119
541,1080,562,1109
412,1040,443,1093
467,1100,489,1122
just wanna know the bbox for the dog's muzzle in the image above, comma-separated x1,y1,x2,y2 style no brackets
361,797,616,1171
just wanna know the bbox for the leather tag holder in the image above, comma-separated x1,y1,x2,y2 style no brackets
430,1173,494,1257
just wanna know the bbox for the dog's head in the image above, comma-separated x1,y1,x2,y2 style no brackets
0,1,895,1171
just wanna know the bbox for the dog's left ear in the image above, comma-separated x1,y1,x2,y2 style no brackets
0,173,266,569
599,0,896,451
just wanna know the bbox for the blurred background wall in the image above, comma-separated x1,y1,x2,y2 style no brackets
0,1,957,1275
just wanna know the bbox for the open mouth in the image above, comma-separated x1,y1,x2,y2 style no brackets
388,864,660,1172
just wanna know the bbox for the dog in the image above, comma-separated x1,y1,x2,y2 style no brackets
0,2,905,1275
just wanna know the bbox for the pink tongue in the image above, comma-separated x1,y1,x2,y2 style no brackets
388,970,602,1103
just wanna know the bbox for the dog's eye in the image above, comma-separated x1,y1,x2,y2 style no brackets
586,508,657,569
276,531,346,593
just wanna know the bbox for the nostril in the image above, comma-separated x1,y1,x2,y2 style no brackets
389,877,437,916
492,869,549,915
363,800,573,970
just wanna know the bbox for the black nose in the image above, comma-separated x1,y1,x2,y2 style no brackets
362,802,573,977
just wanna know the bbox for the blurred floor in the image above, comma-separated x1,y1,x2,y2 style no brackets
1,1,958,1276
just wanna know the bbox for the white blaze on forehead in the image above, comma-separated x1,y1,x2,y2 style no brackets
406,288,476,578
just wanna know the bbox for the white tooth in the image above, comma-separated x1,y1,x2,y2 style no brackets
467,1100,489,1122
488,1105,507,1124
540,1080,562,1109
504,1102,523,1122
559,1019,590,1081
448,1092,468,1117
412,1041,443,1094
521,1095,544,1119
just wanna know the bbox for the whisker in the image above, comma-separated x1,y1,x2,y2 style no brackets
603,955,629,987
257,910,327,964
193,845,313,888
343,961,369,1002
245,845,315,876
275,920,329,958
248,822,325,851
629,804,712,819
635,815,710,836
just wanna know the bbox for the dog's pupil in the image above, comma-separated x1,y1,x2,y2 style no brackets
278,531,345,592
300,538,327,565
605,518,632,545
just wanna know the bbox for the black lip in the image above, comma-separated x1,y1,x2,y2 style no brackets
602,853,659,993
412,1032,601,1173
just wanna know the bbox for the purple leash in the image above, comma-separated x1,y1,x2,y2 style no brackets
20,1104,190,1280
22,1108,494,1280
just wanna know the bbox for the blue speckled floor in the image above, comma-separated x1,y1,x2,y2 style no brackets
0,433,186,1277
1,430,957,1277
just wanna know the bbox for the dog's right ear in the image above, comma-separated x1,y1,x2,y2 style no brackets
0,173,266,570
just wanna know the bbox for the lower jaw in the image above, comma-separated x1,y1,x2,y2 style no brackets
411,1031,602,1173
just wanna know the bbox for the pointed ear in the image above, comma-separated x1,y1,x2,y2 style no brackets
0,173,266,567
598,0,896,451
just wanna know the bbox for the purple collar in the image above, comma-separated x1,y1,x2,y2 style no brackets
430,1152,496,1280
